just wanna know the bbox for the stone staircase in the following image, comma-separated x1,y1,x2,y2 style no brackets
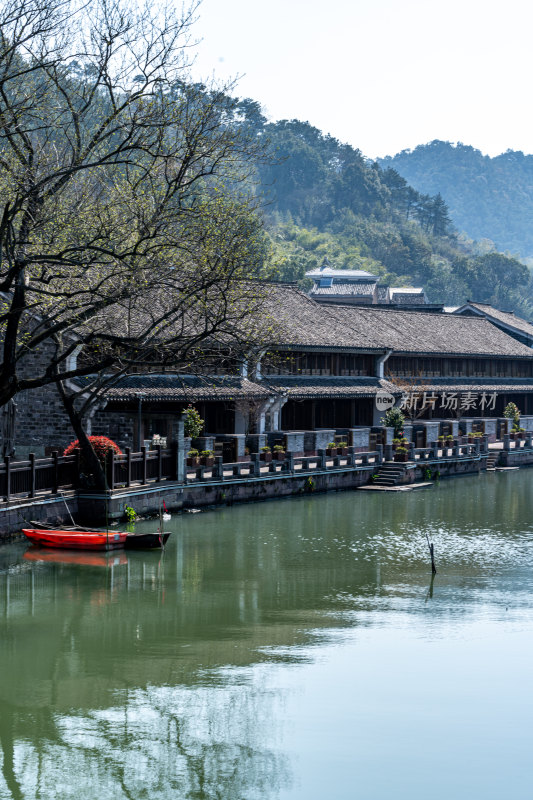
371,462,408,487
486,450,500,470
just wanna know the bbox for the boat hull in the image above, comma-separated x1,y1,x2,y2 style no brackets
125,531,171,549
22,529,128,550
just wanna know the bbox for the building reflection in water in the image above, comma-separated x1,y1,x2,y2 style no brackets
0,473,533,798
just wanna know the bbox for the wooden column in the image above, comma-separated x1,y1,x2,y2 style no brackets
29,453,36,498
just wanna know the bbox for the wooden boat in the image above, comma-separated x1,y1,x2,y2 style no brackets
22,528,128,550
26,523,171,549
124,531,172,549
30,520,106,532
24,548,129,567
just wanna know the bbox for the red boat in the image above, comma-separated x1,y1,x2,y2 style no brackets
22,528,128,550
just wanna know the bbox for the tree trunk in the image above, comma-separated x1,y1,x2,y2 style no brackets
56,381,108,491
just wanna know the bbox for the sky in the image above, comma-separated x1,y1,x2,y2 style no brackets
191,0,533,160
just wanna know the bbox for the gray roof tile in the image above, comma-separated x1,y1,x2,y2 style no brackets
105,374,271,402
262,376,400,399
462,302,533,339
310,281,377,297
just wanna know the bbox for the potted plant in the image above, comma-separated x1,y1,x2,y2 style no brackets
381,407,405,439
394,446,408,463
326,441,337,456
504,402,521,435
272,444,286,460
187,448,200,466
438,435,445,445
200,449,215,466
183,405,204,439
337,440,348,456
392,437,401,450
260,445,272,462
446,434,454,446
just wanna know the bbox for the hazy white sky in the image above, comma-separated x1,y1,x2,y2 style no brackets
192,0,533,159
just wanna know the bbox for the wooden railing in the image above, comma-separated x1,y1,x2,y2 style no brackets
0,451,80,501
105,445,179,490
0,446,179,501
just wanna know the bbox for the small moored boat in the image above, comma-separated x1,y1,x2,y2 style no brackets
124,531,172,549
22,528,128,550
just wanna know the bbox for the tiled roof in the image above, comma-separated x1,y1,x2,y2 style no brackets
310,281,377,297
93,282,533,368
459,302,533,339
262,376,401,399
393,378,533,394
105,374,271,402
389,288,426,305
390,294,427,305
258,284,384,351
321,303,533,358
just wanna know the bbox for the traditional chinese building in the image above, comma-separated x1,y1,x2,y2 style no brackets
90,284,533,449
7,280,533,457
306,257,442,311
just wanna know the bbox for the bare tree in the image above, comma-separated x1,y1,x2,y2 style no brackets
385,371,432,421
0,0,275,479
0,0,269,397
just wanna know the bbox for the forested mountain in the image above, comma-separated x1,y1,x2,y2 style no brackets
379,141,533,260
229,105,533,317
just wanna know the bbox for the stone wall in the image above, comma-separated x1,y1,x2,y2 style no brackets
91,409,136,449
8,340,74,458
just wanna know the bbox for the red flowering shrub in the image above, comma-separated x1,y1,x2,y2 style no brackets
64,436,122,463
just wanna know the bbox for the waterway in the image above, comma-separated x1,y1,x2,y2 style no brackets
1,471,533,799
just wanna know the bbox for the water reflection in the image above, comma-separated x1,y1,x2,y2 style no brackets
0,471,532,798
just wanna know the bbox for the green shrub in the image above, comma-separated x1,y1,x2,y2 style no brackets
504,402,520,429
124,505,136,523
183,405,204,439
381,407,405,437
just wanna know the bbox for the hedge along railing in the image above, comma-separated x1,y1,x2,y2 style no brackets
0,450,81,501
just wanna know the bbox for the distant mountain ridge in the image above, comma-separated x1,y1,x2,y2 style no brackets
379,141,533,259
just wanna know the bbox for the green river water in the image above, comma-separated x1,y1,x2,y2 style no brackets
1,471,533,799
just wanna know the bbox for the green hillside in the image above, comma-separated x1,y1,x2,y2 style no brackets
379,140,533,260
237,110,533,316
